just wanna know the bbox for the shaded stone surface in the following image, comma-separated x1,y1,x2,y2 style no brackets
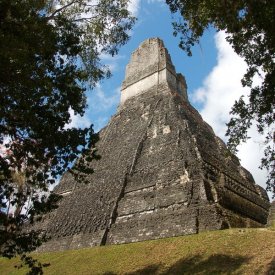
38,38,270,252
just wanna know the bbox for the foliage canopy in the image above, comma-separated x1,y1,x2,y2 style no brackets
0,0,135,271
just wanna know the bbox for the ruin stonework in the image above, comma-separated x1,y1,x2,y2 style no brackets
38,38,270,252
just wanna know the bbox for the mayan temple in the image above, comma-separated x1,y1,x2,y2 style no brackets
38,38,270,252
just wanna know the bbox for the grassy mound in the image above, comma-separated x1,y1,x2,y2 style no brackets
0,228,274,274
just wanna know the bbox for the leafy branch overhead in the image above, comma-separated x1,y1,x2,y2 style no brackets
0,0,135,271
166,0,275,195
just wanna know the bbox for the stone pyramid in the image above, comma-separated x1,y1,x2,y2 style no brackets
39,38,270,252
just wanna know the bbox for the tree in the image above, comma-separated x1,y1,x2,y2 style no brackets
166,0,275,196
0,0,135,272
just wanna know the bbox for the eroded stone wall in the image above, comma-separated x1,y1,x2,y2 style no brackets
37,38,270,252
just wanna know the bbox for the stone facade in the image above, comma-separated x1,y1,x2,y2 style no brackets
37,38,270,252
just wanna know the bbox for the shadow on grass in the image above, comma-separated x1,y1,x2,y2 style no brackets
121,253,250,275
266,257,275,275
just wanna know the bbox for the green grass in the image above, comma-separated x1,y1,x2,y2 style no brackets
0,228,275,274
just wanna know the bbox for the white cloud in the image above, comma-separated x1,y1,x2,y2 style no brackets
192,32,249,138
99,53,125,74
192,31,269,195
237,125,268,188
128,0,141,16
65,84,120,130
127,0,164,16
65,108,92,129
90,85,120,112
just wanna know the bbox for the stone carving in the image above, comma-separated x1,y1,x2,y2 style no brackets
37,38,270,252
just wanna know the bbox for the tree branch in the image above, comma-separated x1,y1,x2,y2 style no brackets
46,0,78,20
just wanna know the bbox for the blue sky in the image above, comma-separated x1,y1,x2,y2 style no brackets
68,1,270,197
